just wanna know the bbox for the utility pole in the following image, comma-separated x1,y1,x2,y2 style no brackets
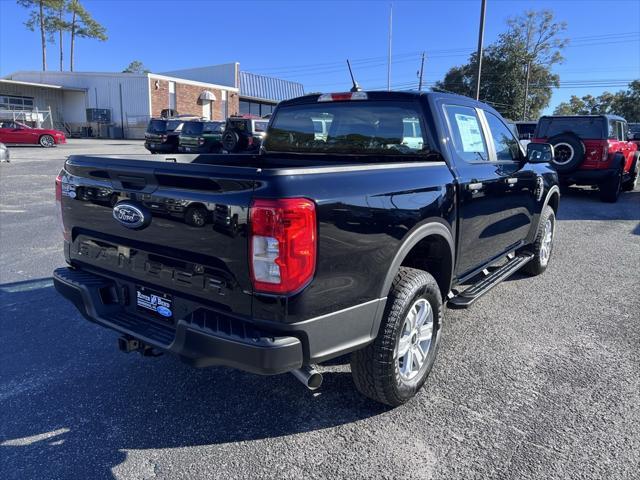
522,61,531,120
418,52,426,91
387,3,393,91
475,0,487,100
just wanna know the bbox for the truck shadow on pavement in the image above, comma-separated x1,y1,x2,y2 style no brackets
0,279,387,480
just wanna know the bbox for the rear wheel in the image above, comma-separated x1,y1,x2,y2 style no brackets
39,135,55,148
351,267,443,406
523,205,556,276
622,152,639,192
185,205,207,227
600,167,623,202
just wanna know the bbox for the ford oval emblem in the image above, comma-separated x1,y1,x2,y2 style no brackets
112,202,150,230
156,306,172,318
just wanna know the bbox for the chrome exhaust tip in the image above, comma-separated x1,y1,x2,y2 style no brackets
291,365,323,390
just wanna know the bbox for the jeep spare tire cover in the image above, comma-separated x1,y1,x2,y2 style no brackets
222,131,240,152
548,133,585,173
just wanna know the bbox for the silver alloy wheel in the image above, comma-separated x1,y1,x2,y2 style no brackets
40,135,54,147
395,298,433,381
553,142,574,165
540,218,554,266
191,209,205,226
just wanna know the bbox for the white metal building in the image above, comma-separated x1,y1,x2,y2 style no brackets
4,71,238,138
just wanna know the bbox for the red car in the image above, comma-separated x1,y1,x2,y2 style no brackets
533,115,639,202
0,120,66,147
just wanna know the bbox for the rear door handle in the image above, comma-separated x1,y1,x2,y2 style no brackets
468,182,483,190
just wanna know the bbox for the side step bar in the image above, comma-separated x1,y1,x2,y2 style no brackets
449,253,534,308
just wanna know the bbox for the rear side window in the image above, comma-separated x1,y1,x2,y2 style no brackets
443,105,488,162
253,121,268,133
265,101,429,156
608,120,626,141
536,117,605,139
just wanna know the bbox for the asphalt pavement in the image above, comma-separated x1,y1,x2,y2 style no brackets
1,140,639,479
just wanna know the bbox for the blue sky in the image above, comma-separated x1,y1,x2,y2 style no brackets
1,0,639,113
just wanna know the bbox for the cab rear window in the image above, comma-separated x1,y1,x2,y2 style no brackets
265,101,428,155
536,117,606,139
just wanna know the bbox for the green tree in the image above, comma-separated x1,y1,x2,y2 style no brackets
553,82,640,121
68,0,107,71
17,0,60,71
435,10,567,120
612,80,640,122
122,60,150,74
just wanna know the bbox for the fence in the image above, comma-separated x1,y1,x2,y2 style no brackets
0,107,53,128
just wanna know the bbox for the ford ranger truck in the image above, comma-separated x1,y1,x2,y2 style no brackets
53,91,560,406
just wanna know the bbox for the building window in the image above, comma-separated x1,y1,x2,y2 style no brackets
0,95,34,111
238,99,276,117
168,82,176,110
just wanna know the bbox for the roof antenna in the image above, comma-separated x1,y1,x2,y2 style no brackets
346,59,362,92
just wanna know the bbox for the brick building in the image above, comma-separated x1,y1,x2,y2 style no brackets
148,74,239,120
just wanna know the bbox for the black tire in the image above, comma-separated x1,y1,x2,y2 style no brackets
222,131,240,153
523,205,556,276
600,166,623,203
548,133,585,173
622,152,639,192
184,205,207,227
351,267,443,406
39,134,55,148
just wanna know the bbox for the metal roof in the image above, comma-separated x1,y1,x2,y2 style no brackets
0,78,86,92
239,71,304,103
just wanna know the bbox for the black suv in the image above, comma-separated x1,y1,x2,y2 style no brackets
144,117,197,154
221,116,269,153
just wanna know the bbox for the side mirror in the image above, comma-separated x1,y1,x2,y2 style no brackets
526,142,554,163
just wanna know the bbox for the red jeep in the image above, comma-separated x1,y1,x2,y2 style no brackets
533,115,639,202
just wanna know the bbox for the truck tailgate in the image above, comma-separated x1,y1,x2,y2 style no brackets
61,155,256,317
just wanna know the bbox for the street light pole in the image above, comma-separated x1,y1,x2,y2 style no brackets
475,0,487,100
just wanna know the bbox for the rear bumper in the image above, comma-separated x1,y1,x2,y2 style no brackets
560,168,617,185
178,145,210,153
144,142,176,153
53,267,303,375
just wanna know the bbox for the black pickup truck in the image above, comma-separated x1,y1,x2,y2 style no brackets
53,91,559,406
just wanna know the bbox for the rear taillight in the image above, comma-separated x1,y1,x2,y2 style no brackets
55,173,70,241
247,137,254,146
602,142,609,161
249,198,316,294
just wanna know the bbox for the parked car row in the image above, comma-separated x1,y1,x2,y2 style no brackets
144,116,269,154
